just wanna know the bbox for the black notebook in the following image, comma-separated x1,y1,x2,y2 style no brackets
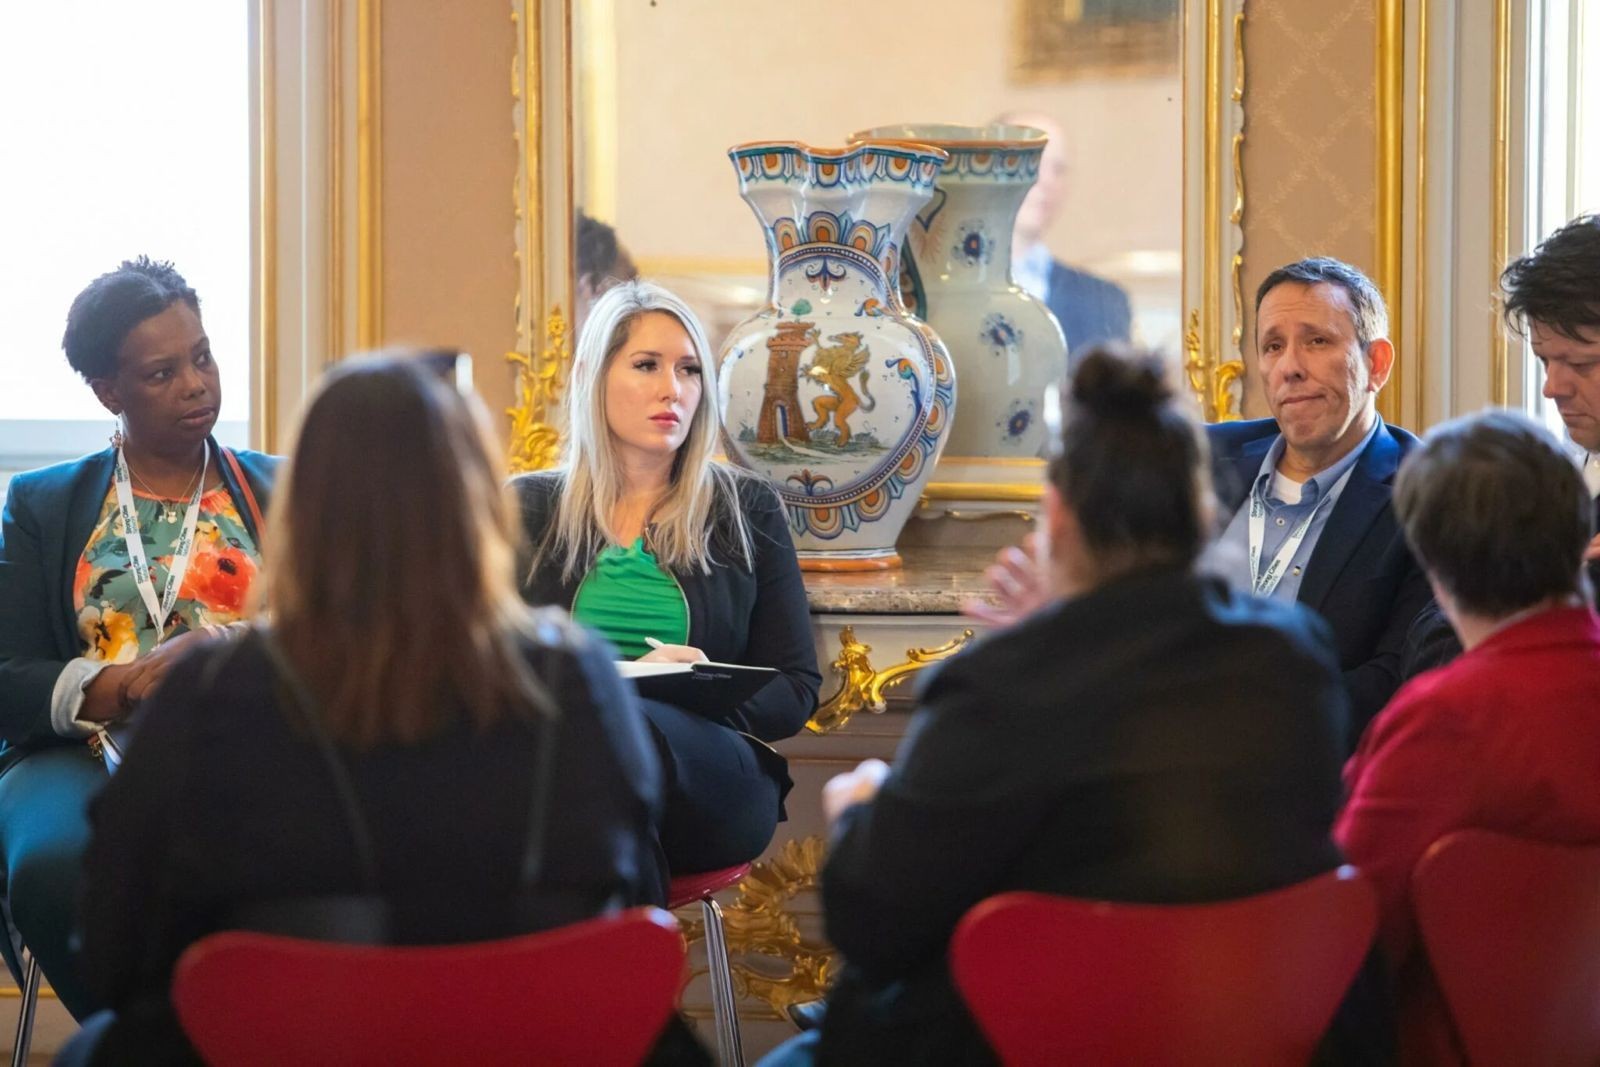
617,660,778,716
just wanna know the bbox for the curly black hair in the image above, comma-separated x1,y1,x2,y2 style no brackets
1501,214,1600,341
61,256,200,381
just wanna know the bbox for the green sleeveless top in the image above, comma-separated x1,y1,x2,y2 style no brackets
571,537,689,659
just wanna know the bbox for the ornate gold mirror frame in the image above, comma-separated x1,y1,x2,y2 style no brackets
506,0,1245,485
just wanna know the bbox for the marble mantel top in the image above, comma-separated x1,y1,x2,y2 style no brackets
803,546,1004,615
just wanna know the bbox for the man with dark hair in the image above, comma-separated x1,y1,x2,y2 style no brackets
1502,213,1600,586
1337,409,1600,1064
1402,213,1600,675
1204,256,1431,740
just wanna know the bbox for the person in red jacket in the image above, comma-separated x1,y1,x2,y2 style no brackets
1336,409,1600,1064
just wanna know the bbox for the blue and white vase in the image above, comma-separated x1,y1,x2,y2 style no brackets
718,140,956,570
853,124,1067,460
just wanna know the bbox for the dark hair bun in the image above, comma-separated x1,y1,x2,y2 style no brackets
1069,345,1171,419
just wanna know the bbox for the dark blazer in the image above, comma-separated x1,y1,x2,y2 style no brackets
77,618,662,1063
512,470,820,743
0,441,277,765
817,569,1349,1066
1048,259,1133,366
1207,418,1432,739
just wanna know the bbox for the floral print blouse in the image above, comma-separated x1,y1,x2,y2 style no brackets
73,485,261,662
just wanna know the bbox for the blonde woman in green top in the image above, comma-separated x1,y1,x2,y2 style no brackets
516,280,821,876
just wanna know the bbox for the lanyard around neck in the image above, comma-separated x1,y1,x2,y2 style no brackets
112,442,209,645
1246,462,1356,598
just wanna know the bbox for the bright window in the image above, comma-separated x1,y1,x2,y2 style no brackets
0,2,250,485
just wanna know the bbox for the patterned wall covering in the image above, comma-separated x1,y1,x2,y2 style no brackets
1239,1,1378,417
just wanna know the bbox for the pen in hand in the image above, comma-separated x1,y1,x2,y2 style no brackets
641,636,709,663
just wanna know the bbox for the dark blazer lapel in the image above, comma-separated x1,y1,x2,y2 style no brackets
1218,435,1275,514
1588,496,1600,597
55,449,118,657
1297,424,1400,612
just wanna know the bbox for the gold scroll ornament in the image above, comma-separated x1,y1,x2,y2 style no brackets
677,835,833,1018
506,307,570,473
806,625,974,735
1184,307,1245,423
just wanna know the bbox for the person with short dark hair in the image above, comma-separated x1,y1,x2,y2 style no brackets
0,258,277,1019
575,211,639,333
1401,214,1600,674
1502,213,1600,583
1336,409,1600,1065
772,346,1352,1066
1204,256,1432,740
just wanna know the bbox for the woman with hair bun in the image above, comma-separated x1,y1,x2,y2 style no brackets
780,346,1359,1066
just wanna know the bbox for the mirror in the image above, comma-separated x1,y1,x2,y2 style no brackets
509,0,1246,497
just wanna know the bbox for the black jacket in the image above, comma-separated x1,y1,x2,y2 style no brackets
77,619,663,1064
817,569,1350,1066
512,470,820,742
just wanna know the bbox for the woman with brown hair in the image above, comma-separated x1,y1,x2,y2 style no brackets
68,356,663,1063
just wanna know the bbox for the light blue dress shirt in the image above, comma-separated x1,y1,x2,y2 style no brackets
1211,418,1382,602
1013,242,1053,304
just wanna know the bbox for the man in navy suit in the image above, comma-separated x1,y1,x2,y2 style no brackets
1205,258,1431,740
1004,112,1132,365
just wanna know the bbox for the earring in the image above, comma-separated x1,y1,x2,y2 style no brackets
110,423,125,449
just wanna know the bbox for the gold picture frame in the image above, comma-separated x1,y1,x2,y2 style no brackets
508,0,1247,492
1011,0,1182,83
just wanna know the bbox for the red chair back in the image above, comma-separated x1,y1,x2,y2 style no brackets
949,868,1376,1067
1413,830,1600,1067
172,907,683,1067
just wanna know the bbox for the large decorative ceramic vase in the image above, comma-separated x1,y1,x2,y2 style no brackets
718,140,956,571
852,124,1067,460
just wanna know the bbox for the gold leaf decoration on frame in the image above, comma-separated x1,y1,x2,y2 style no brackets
506,306,569,473
807,625,975,735
677,835,836,1018
1183,307,1244,423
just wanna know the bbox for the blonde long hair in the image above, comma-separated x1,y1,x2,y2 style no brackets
264,355,554,748
538,280,754,580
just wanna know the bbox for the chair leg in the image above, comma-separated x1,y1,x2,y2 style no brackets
11,952,39,1067
700,895,744,1067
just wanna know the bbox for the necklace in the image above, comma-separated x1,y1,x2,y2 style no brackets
127,456,206,523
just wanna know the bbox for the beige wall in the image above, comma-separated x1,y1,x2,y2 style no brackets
1239,1,1378,417
379,0,520,439
360,0,1394,434
596,2,1182,290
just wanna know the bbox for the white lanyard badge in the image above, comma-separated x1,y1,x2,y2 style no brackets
112,443,209,646
1246,463,1355,598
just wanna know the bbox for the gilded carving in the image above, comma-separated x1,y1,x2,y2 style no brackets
506,307,569,473
678,835,835,1018
807,625,974,735
1184,307,1244,423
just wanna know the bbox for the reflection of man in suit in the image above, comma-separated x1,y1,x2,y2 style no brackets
1002,112,1132,367
1204,258,1431,741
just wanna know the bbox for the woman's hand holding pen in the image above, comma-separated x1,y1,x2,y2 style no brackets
639,636,709,664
